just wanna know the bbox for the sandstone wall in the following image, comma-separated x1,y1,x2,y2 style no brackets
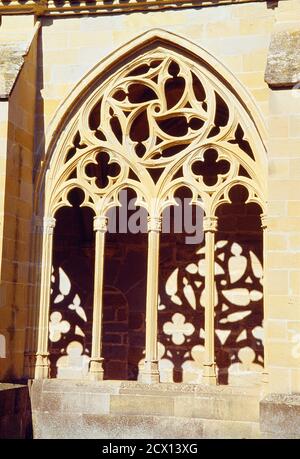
0,1,299,393
0,16,38,380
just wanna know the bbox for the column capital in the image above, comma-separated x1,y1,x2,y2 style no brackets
203,216,218,233
147,216,162,233
93,215,108,232
43,216,56,234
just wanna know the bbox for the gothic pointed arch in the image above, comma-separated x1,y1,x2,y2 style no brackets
35,28,267,219
33,29,268,383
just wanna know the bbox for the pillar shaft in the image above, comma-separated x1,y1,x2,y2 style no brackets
261,213,269,386
24,216,43,378
141,216,161,383
35,216,56,379
203,216,217,385
89,216,108,381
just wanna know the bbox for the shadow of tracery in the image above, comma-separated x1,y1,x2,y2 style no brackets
48,186,263,385
48,189,94,378
158,185,263,385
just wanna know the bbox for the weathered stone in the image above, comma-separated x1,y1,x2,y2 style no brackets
260,393,300,437
110,393,175,416
0,44,28,97
203,419,261,439
83,393,110,415
30,380,264,438
30,409,261,439
32,411,84,440
81,414,204,439
41,391,63,412
32,411,205,439
265,28,300,87
30,379,121,397
174,394,259,422
118,380,260,396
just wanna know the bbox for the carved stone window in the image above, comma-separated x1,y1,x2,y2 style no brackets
34,34,267,385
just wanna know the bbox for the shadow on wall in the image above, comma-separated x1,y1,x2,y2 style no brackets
48,186,263,385
48,189,95,379
158,186,263,386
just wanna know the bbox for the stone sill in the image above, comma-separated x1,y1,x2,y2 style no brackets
0,0,272,17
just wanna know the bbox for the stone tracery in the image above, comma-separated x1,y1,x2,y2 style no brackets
35,41,267,384
47,51,264,219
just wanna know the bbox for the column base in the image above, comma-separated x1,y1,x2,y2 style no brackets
88,358,104,381
203,362,217,385
34,353,49,379
139,360,160,384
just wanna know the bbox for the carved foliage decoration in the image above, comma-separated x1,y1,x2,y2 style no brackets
47,48,265,218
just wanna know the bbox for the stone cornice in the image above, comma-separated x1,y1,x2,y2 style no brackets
0,0,274,17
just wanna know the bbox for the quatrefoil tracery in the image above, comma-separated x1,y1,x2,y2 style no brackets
85,152,121,190
48,50,263,218
191,149,231,187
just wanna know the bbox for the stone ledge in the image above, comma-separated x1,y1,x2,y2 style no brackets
260,393,300,438
30,378,261,396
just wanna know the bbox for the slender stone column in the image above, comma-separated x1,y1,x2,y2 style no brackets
261,213,269,387
35,216,56,379
89,215,108,381
202,215,218,385
24,215,43,379
140,216,161,384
